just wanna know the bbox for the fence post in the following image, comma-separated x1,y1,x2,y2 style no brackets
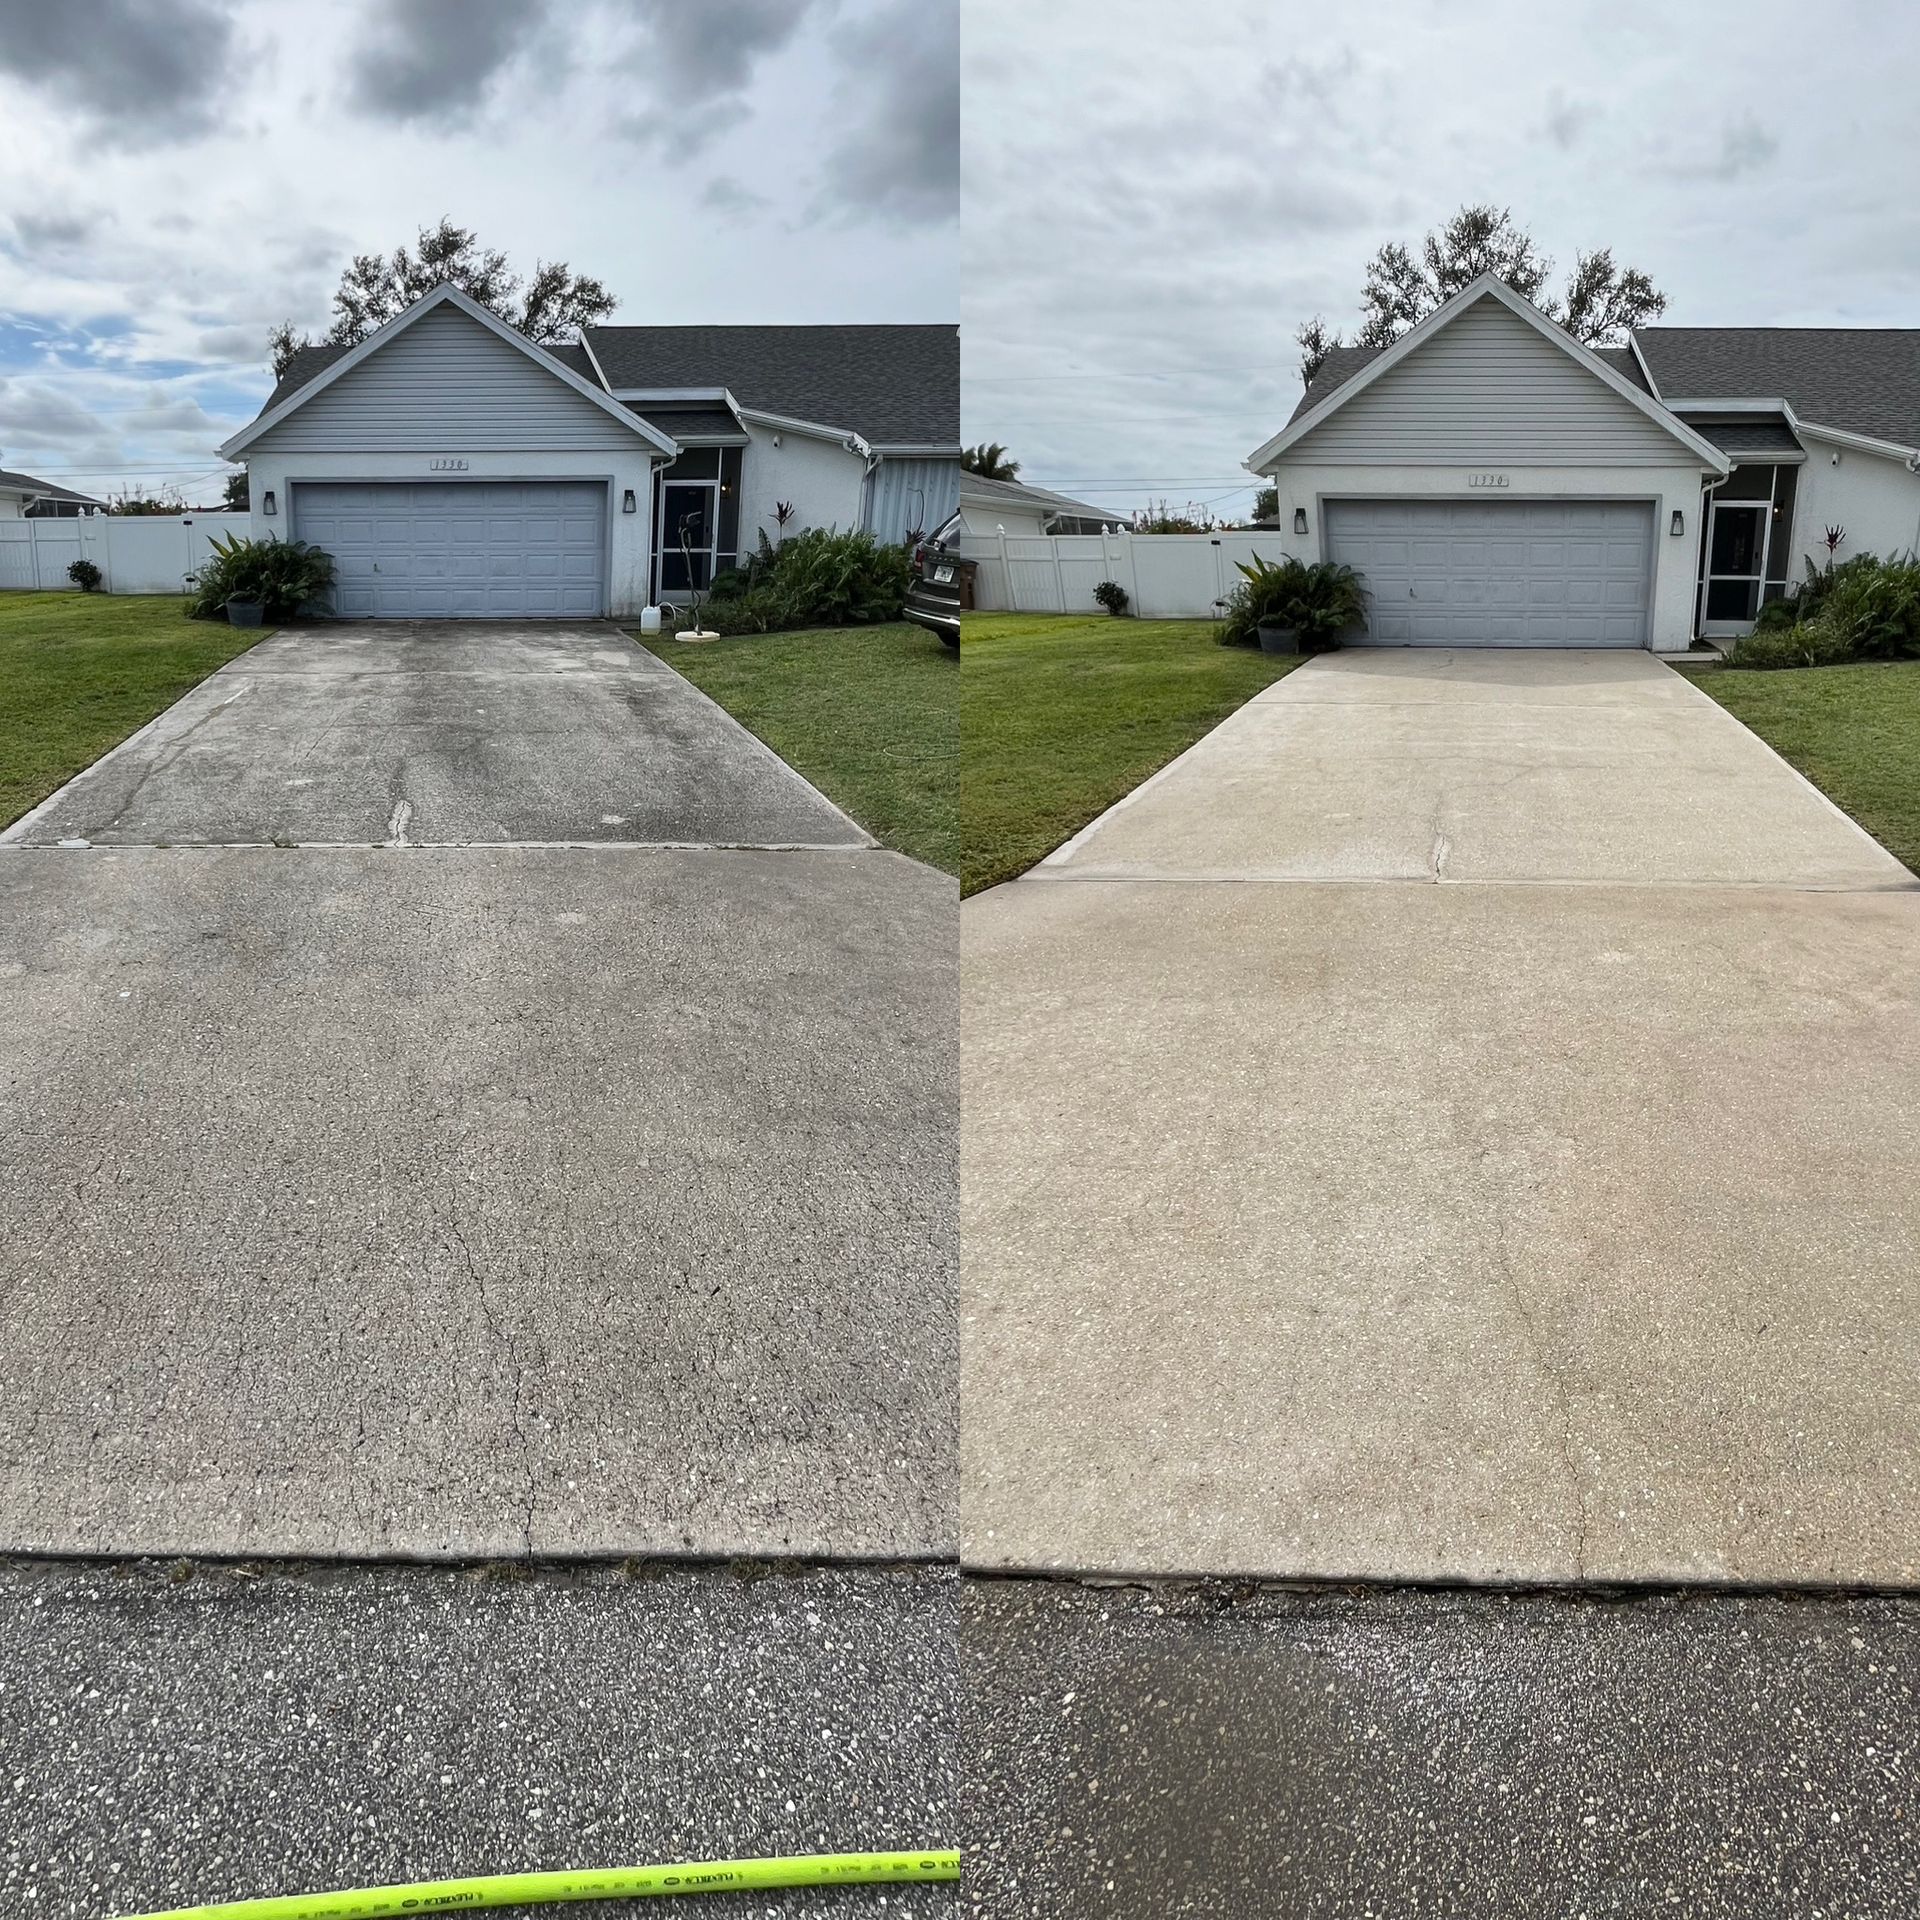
997,527,1015,612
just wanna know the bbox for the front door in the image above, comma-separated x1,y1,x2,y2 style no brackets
1703,500,1768,635
658,481,718,595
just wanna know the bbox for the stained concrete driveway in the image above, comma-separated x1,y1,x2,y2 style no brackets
964,649,1920,1586
5,622,866,849
0,623,955,1562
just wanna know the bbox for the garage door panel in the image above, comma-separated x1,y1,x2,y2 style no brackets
1326,498,1651,648
294,481,607,619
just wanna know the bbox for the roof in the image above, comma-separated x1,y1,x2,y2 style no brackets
1634,327,1920,452
0,468,102,505
1677,412,1803,457
959,472,1118,524
623,404,746,442
585,324,958,447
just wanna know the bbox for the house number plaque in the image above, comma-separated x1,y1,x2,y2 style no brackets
429,457,470,471
1466,472,1509,488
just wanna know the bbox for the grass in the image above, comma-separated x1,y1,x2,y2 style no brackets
0,592,266,829
960,612,1302,892
1693,658,1920,874
633,621,958,875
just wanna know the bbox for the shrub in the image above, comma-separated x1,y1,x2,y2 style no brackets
186,533,335,622
1094,580,1130,617
1724,552,1920,669
1217,553,1367,648
66,559,102,592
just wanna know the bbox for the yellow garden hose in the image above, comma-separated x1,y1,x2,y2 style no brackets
117,1850,961,1919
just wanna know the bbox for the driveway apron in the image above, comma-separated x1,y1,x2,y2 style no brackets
0,623,956,1562
963,648,1920,1585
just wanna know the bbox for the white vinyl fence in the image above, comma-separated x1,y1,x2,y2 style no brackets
958,529,1295,620
0,514,249,595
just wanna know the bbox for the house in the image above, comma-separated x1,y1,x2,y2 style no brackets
216,283,959,620
0,468,104,518
958,473,1122,537
1247,272,1920,651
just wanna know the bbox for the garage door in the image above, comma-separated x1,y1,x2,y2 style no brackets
1324,499,1653,648
294,482,607,618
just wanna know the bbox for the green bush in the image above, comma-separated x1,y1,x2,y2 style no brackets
186,533,335,621
66,559,102,592
685,527,912,635
1217,553,1367,647
1093,580,1130,616
1725,552,1920,669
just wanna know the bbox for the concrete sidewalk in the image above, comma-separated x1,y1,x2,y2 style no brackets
963,648,1920,1585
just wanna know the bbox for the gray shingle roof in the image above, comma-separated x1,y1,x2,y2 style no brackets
623,404,745,441
1678,412,1803,457
1634,328,1920,451
584,324,958,447
0,468,103,505
959,472,1118,524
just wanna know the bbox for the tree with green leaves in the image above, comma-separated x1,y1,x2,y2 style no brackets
962,442,1020,481
269,218,617,378
222,470,248,512
1253,485,1278,523
1296,204,1667,383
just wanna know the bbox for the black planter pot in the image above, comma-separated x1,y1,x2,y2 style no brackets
226,597,264,629
1256,621,1301,655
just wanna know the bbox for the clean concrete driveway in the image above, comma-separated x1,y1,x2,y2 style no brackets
0,622,955,1562
964,648,1920,1586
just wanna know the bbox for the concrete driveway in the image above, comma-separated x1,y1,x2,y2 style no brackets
964,648,1920,1586
0,622,955,1562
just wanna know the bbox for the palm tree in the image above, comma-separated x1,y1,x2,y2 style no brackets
962,442,1020,481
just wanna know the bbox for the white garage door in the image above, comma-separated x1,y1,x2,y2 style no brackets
295,482,608,619
1325,498,1653,648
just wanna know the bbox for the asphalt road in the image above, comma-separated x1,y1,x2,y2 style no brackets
963,1577,1920,1919
0,1559,960,1920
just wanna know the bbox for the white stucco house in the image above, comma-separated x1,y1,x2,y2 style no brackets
1247,272,1920,651
0,467,104,518
217,283,959,620
958,473,1122,537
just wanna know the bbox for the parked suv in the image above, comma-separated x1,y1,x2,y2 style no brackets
903,510,963,650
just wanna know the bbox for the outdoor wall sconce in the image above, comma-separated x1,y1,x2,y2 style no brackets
622,489,638,513
1669,508,1684,536
1293,506,1308,534
262,490,276,516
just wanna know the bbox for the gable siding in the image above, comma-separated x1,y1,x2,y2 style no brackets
1289,298,1690,467
248,304,648,455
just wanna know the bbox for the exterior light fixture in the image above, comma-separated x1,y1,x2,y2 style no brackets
262,490,276,516
1669,508,1684,537
622,489,638,514
1293,506,1308,534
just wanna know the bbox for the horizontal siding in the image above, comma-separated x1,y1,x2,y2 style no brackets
1294,298,1688,467
251,304,648,455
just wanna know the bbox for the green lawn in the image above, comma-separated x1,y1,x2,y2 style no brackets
0,592,266,830
633,621,958,875
960,612,1302,892
1694,659,1920,875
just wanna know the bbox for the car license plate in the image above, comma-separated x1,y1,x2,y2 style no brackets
933,565,954,583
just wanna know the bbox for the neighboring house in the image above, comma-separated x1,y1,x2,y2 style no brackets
958,472,1122,536
217,283,959,619
1248,272,1920,651
0,468,104,518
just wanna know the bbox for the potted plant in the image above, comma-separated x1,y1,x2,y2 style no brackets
1228,553,1367,652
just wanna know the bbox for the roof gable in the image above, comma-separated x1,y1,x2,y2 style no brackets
221,284,674,459
1253,276,1725,473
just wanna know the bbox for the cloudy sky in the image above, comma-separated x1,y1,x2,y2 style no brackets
964,0,1920,524
0,0,956,503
